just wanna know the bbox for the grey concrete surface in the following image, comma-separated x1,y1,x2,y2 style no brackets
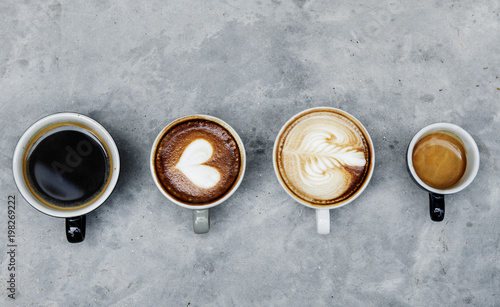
1,0,499,306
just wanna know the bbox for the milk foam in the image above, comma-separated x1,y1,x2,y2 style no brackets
175,139,221,189
281,115,367,201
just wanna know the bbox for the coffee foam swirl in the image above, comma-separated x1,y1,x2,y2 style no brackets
278,112,370,204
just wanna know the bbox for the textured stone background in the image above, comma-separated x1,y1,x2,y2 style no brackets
1,0,499,306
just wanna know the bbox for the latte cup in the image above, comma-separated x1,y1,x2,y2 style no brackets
407,123,480,221
273,107,375,234
150,115,246,234
13,113,120,243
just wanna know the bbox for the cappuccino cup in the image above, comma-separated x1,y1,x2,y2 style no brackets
273,107,375,234
150,115,246,234
13,113,120,243
407,123,480,221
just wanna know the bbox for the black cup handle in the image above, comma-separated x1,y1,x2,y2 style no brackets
429,193,445,222
66,215,86,243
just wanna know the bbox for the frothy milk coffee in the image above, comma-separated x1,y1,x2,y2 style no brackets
154,119,241,205
275,108,373,207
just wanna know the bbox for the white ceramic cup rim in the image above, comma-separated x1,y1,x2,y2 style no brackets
150,114,246,210
273,106,375,210
407,122,480,195
12,112,120,218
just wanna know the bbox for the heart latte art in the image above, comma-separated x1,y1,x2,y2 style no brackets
175,139,221,189
276,110,372,206
155,119,241,205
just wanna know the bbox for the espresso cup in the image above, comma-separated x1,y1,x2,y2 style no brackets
407,123,479,221
13,113,120,243
150,114,246,234
273,107,375,234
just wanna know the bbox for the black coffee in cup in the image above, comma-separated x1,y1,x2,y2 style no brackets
25,126,110,209
14,113,120,243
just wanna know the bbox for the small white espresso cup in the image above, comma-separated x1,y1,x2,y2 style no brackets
13,113,120,243
150,114,246,234
407,123,480,221
273,107,375,234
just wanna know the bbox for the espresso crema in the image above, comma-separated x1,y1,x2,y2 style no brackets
155,119,241,205
412,131,466,190
275,109,372,206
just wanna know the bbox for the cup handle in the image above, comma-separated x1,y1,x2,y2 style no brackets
429,193,445,222
316,209,330,234
193,209,209,234
66,215,86,243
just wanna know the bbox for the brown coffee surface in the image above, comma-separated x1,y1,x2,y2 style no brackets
412,132,466,189
155,119,240,205
276,109,372,206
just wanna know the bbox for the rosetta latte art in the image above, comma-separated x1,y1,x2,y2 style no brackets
280,114,368,203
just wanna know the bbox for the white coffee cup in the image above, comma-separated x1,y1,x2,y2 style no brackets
13,113,120,242
150,114,246,234
273,107,375,234
407,123,480,221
